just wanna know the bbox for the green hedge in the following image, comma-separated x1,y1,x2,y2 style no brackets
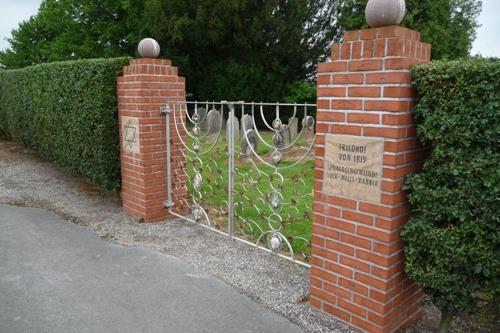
403,58,500,325
0,57,130,190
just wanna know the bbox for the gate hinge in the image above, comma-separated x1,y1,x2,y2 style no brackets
160,106,172,114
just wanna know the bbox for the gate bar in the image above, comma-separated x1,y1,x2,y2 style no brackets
227,102,235,239
161,105,174,209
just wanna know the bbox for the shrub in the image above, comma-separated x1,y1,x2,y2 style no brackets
283,81,317,105
0,57,130,190
403,58,500,331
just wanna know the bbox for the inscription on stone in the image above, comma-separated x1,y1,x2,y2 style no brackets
323,134,384,202
121,116,140,154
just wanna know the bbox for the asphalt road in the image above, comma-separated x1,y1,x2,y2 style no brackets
0,204,304,333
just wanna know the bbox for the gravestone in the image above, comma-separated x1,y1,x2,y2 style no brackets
280,125,291,146
206,109,223,140
301,116,315,142
241,129,258,158
241,114,254,133
288,117,298,141
272,123,291,147
226,114,240,141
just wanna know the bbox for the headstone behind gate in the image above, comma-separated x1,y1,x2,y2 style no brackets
240,114,258,157
206,109,223,140
301,116,315,142
226,114,240,142
288,117,298,141
241,128,258,158
241,114,254,133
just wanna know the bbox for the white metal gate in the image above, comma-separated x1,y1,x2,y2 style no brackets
161,101,316,266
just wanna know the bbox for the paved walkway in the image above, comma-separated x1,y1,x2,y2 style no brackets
0,204,304,333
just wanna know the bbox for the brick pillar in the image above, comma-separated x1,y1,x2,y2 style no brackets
117,58,187,222
310,26,431,333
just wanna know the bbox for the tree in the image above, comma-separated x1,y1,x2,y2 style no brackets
141,0,338,101
338,0,482,60
1,0,338,101
0,16,47,68
0,0,144,68
1,0,483,98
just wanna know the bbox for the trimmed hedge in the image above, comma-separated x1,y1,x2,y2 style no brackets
0,57,130,190
403,58,500,322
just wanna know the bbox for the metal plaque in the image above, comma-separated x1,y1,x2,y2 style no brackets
323,134,384,202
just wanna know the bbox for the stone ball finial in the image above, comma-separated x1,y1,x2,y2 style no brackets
366,0,406,28
138,38,160,58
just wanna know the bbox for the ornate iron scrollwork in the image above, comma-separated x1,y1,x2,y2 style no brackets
163,101,315,265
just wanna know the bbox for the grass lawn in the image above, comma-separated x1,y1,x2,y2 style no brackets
185,131,314,261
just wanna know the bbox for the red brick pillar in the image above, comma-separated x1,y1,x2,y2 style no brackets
117,58,187,222
310,26,431,333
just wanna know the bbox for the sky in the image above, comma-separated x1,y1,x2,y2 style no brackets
0,0,499,57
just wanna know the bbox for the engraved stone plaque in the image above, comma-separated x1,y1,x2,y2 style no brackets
323,134,384,202
121,116,140,154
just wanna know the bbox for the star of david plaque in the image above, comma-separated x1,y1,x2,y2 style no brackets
121,116,140,154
